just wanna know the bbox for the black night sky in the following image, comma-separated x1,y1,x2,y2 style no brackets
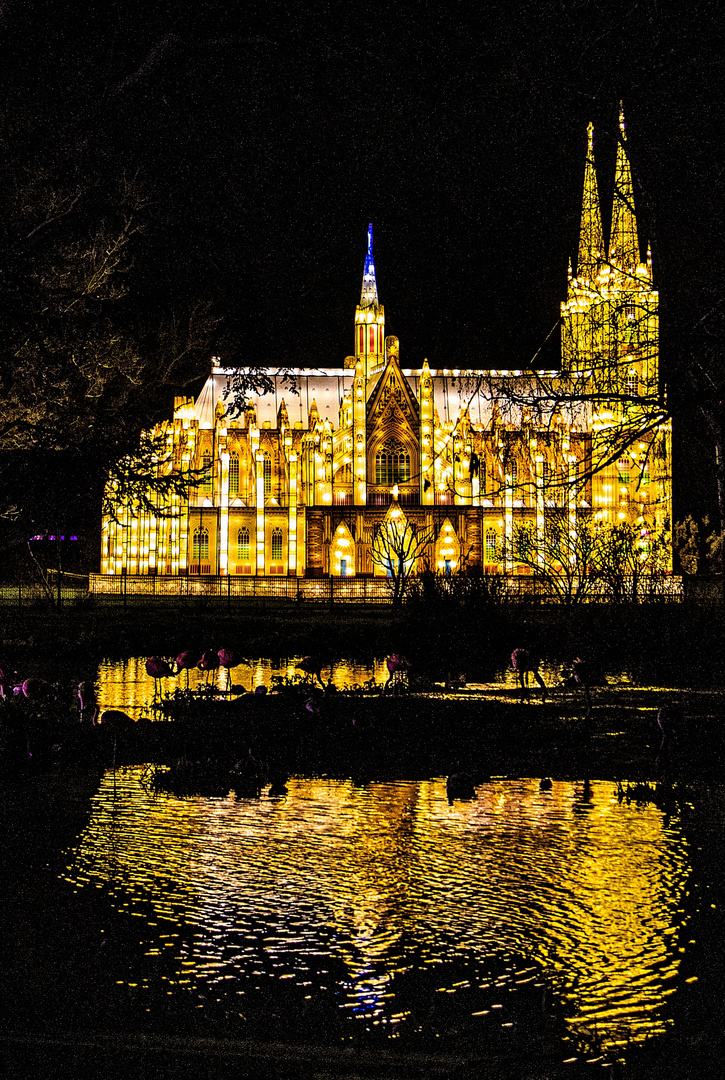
2,0,724,526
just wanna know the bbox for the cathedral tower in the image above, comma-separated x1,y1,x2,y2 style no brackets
561,108,669,540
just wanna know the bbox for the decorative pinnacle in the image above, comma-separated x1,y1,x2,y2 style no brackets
619,101,627,139
360,222,379,308
587,121,594,153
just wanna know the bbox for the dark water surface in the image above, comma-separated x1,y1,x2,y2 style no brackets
59,768,717,1064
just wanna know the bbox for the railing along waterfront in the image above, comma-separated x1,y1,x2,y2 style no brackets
1,573,690,607
85,572,684,604
87,574,394,603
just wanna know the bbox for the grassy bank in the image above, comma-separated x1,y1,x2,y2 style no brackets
4,684,724,786
1,600,724,689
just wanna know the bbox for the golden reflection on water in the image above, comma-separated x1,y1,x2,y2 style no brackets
95,657,390,719
94,657,647,720
66,771,692,1053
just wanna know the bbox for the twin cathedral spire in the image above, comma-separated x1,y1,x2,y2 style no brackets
354,106,650,375
573,105,651,291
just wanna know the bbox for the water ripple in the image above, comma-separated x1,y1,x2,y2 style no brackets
65,771,696,1056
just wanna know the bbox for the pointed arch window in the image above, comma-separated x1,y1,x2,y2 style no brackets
485,530,498,560
375,447,411,486
192,527,209,561
263,453,272,496
201,452,213,492
229,454,239,495
237,527,250,562
271,527,283,561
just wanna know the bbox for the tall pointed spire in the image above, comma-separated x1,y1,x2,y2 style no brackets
608,104,640,275
349,222,385,378
360,222,378,307
576,122,603,285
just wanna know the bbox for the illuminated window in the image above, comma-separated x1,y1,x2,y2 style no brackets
201,452,213,491
642,465,650,485
263,453,272,496
369,325,375,352
625,304,637,322
237,527,250,561
229,454,239,495
375,449,411,486
192,527,209,561
271,527,283,561
485,530,497,559
626,374,638,395
511,461,518,485
359,325,364,353
617,459,630,484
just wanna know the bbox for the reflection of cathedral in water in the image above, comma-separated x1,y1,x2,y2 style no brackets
70,773,690,1052
94,112,671,589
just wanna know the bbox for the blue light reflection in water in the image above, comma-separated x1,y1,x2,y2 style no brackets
64,770,694,1057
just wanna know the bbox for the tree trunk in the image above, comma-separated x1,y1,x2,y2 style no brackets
714,431,725,604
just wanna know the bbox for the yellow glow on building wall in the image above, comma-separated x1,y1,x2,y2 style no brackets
96,118,672,591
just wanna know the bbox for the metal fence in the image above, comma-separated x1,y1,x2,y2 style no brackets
0,583,90,608
0,571,700,608
87,574,396,604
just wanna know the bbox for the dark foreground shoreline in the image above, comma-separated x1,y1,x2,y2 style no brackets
1,682,725,1080
2,695,724,1080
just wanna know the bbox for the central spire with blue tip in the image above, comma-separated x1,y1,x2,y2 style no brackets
360,222,378,308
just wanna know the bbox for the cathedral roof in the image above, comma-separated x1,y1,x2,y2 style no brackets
196,364,577,431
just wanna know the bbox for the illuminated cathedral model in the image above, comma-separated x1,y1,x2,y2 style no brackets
94,111,671,590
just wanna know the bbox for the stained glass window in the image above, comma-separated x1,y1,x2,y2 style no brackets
229,454,239,495
375,450,411,486
192,527,209,560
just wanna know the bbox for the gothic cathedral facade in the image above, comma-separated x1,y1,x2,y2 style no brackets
94,112,671,591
